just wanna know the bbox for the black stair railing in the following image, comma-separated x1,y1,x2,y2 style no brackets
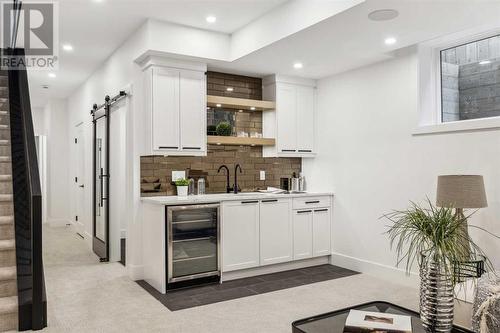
6,48,47,331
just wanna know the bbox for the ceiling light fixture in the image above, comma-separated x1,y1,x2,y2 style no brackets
479,60,491,65
206,16,217,23
384,37,397,45
368,9,399,21
293,62,303,69
48,73,56,78
226,87,234,92
62,44,73,52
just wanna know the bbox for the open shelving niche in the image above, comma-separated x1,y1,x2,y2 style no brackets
207,95,276,147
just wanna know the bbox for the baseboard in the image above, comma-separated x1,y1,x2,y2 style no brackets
47,218,72,227
330,252,419,288
221,256,330,282
128,264,144,281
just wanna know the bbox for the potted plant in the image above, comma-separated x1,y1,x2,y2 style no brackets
216,121,232,136
175,178,190,197
383,200,496,332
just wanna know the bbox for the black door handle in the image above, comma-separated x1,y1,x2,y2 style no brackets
79,184,85,188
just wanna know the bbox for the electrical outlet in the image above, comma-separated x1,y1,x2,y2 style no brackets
172,171,186,181
260,170,266,181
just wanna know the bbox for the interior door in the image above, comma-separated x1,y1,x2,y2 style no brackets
93,108,109,261
74,124,85,237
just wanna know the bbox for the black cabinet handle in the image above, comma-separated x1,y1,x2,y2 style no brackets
305,200,320,204
241,201,258,204
314,209,328,212
281,149,296,152
298,150,312,153
183,147,202,150
158,146,178,149
261,199,278,203
297,210,312,214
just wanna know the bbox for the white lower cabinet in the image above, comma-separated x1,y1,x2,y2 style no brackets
293,207,331,260
312,208,331,257
260,199,292,266
222,201,260,272
293,210,313,260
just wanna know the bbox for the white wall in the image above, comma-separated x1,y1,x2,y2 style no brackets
43,99,71,225
303,50,500,284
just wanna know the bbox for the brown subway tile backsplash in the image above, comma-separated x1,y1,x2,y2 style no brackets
141,146,301,196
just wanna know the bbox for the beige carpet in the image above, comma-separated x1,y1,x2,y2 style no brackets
41,225,469,333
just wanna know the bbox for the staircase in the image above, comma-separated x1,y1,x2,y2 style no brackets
0,71,17,331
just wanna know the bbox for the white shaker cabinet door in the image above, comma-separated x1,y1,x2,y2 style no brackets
222,201,260,272
179,69,206,153
293,209,313,260
260,199,292,266
276,83,297,154
296,85,315,153
312,208,331,257
152,68,180,151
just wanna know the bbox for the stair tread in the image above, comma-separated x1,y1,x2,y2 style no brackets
0,296,17,315
0,216,13,225
0,266,15,281
0,240,14,251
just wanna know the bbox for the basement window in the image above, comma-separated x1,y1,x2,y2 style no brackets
440,34,500,123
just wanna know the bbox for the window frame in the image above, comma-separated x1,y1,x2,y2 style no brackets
416,26,500,135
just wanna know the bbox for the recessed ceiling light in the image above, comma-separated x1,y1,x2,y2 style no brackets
293,62,303,69
384,37,397,45
48,73,56,78
479,60,491,65
238,109,243,113
368,9,399,21
216,104,222,108
62,44,73,51
250,107,256,111
226,87,234,92
206,16,216,23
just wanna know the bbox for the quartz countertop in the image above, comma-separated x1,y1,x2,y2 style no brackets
141,192,334,205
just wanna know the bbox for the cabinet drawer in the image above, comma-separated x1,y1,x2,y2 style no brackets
293,196,331,210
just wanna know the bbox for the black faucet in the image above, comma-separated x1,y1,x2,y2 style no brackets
234,164,242,194
217,165,232,193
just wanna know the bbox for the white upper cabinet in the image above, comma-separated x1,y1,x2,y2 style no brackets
143,58,207,156
263,75,316,158
179,69,206,153
152,68,180,151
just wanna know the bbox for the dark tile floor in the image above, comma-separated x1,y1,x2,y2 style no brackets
137,264,359,311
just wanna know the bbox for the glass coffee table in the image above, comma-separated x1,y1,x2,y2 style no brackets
292,301,472,333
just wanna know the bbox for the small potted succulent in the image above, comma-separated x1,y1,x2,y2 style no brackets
216,121,232,136
175,178,190,197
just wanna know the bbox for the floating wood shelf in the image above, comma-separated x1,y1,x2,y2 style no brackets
207,95,275,111
207,136,275,146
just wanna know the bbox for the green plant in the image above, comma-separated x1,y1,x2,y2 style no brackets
175,178,190,186
216,121,232,136
383,199,497,280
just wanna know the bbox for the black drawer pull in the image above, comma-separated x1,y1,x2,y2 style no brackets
297,210,312,214
183,147,202,150
305,200,320,204
158,146,178,149
241,201,258,204
314,209,328,212
281,149,296,152
298,150,312,153
262,199,278,203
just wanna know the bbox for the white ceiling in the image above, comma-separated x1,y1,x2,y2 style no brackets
28,0,288,107
28,0,500,108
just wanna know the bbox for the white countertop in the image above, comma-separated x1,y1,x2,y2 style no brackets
141,192,334,205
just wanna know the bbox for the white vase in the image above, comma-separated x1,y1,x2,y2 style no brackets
177,186,188,197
